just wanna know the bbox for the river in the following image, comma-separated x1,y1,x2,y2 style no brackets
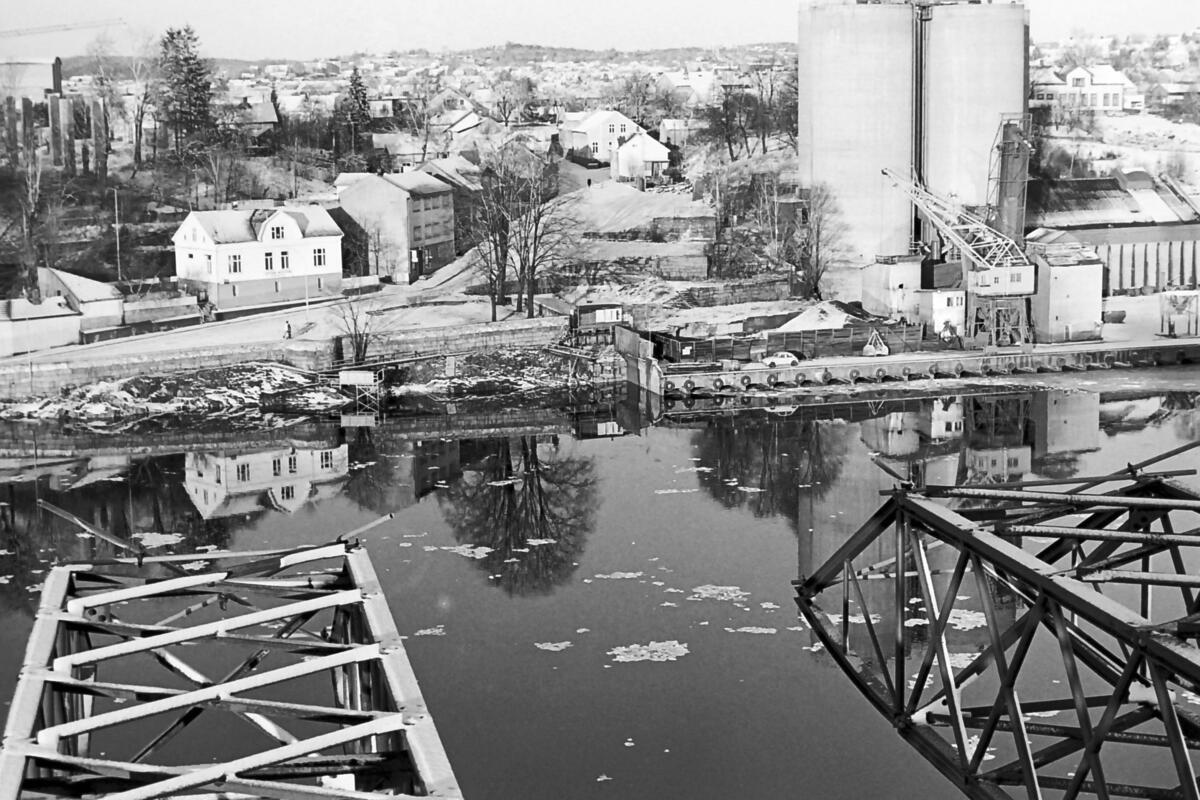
2,367,1199,799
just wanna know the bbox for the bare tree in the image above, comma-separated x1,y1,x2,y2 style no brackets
126,30,160,172
15,132,46,301
492,75,532,127
401,71,443,163
329,293,399,364
797,183,849,300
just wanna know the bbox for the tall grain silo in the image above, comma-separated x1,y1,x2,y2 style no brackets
797,0,916,263
922,3,1028,209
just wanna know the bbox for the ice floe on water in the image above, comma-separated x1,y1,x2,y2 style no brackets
607,640,689,663
596,775,613,782
178,561,209,572
534,641,572,652
826,613,883,625
414,625,446,636
525,539,556,546
760,602,780,611
442,545,493,559
487,478,521,487
132,532,186,548
725,627,777,635
688,585,750,602
947,609,987,631
653,488,699,495
594,571,643,580
944,652,978,670
736,486,764,493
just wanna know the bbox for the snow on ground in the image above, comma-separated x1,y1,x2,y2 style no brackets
651,300,808,331
566,181,714,233
1102,293,1178,343
1046,114,1200,188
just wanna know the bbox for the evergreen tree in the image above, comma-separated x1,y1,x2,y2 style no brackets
343,67,371,151
157,26,213,153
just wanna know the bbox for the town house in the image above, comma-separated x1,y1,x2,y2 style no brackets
562,109,643,163
172,206,343,311
335,172,456,282
1033,64,1140,114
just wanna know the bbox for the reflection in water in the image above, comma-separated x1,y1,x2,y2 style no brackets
692,417,847,525
437,436,598,596
183,444,350,518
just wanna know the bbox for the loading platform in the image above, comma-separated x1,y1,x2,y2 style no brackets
0,526,462,800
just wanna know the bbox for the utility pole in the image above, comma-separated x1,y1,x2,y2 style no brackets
112,188,122,283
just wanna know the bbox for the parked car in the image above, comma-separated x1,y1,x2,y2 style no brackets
762,351,801,369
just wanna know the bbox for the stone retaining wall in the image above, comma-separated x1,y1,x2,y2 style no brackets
358,317,569,360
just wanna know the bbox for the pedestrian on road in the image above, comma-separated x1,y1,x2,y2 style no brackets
285,322,292,339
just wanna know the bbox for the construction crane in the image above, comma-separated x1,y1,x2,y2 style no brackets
881,167,1035,347
0,19,125,39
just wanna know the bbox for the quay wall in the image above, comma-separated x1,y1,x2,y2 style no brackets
0,341,333,400
639,339,1200,397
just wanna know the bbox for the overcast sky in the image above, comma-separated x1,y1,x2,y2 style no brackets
2,1,1198,60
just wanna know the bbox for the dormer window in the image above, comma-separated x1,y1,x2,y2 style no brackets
270,225,285,240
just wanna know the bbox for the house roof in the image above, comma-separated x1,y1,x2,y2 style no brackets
236,101,279,125
418,156,483,192
43,268,121,302
1027,174,1200,228
383,172,451,196
1030,68,1065,86
184,206,342,243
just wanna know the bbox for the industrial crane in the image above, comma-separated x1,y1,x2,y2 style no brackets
881,167,1035,347
0,19,125,39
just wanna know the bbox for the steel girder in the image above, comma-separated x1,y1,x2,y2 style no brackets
795,448,1200,799
0,532,462,800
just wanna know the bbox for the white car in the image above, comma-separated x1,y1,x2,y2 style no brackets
762,351,800,369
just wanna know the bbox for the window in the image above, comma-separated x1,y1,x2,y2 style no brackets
317,277,323,290
231,285,239,297
236,463,250,482
265,251,274,270
608,123,614,133
280,485,295,500
274,281,280,293
1007,456,1020,468
288,454,298,474
206,255,213,275
993,275,1001,285
187,252,194,259
271,225,285,240
1011,272,1022,283
590,141,598,154
946,297,954,308
1072,77,1085,87
313,248,326,267
620,123,626,133
272,458,281,477
320,451,334,469
945,421,953,433
215,466,222,485
228,254,242,273
280,251,290,270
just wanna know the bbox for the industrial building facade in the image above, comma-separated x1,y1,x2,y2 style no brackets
797,0,1028,264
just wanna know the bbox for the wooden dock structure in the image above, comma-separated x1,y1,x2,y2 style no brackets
0,538,463,800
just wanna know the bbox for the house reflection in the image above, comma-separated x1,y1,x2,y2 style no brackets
184,445,350,519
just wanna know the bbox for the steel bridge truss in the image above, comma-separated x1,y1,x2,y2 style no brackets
0,539,462,800
794,444,1200,799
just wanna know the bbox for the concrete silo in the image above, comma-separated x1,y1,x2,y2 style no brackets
797,0,916,264
922,2,1029,209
